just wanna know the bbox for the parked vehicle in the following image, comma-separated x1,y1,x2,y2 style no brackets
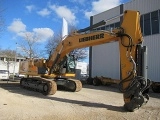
0,70,9,80
14,73,25,78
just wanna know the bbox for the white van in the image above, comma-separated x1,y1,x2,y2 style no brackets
0,70,9,80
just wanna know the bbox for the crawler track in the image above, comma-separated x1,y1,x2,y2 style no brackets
20,77,82,95
20,77,57,95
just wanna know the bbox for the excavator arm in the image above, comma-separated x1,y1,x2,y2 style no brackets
46,10,150,111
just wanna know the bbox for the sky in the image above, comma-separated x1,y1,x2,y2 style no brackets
0,0,131,59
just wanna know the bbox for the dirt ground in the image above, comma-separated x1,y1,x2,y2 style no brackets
0,80,160,120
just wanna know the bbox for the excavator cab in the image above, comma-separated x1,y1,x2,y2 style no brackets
66,54,76,73
58,54,76,74
51,54,77,77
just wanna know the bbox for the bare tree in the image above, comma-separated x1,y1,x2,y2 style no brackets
18,32,41,58
45,34,62,56
2,49,16,61
70,48,88,61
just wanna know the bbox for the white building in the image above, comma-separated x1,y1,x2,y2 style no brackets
76,62,88,74
89,0,160,82
0,55,25,74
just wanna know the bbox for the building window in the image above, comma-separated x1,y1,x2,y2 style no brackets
140,15,143,35
110,24,114,30
97,27,100,30
101,26,105,30
151,10,159,34
95,22,120,31
159,10,160,33
115,22,120,28
144,13,151,36
105,25,110,30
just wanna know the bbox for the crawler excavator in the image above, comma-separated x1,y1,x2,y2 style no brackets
19,10,151,111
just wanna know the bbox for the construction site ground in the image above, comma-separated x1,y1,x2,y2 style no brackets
0,79,160,120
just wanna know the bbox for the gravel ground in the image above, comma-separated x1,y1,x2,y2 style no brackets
0,80,160,120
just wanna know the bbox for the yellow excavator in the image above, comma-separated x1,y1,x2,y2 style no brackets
19,10,150,111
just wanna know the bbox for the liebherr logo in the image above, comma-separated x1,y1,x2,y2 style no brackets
79,33,104,42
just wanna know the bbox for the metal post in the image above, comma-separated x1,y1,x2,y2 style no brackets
13,43,17,81
142,46,148,80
